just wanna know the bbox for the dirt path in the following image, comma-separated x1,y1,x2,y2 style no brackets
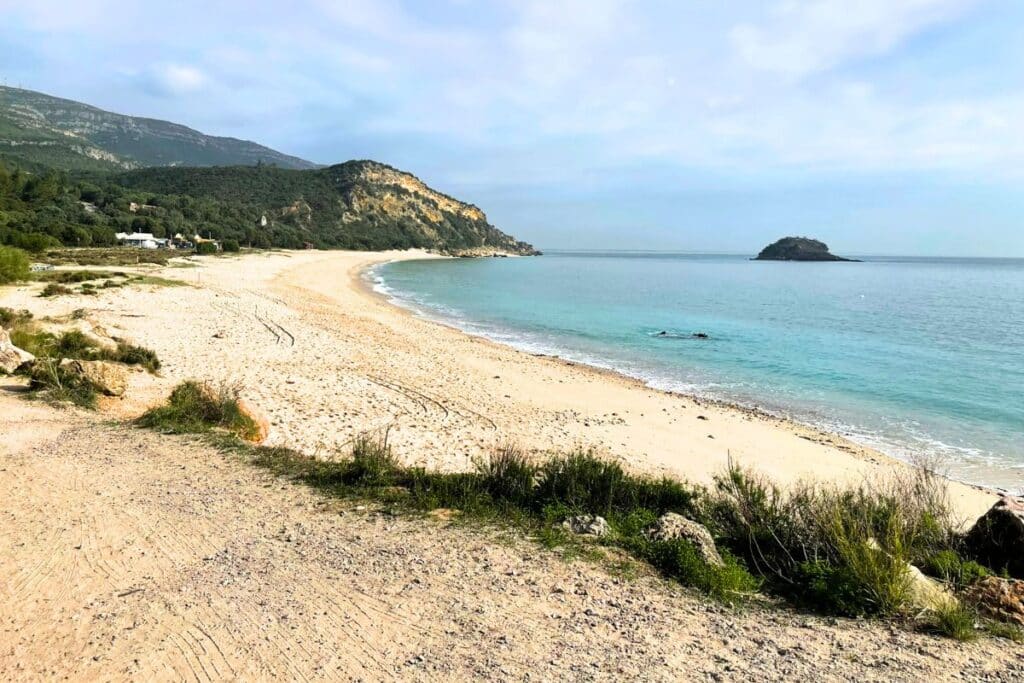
1,395,1021,681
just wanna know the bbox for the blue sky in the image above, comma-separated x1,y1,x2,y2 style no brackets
2,0,1022,255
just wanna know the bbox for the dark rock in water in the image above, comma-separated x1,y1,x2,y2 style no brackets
692,332,709,339
754,236,858,262
965,497,1024,579
657,331,668,336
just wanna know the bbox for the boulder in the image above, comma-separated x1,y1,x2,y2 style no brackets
237,397,270,444
0,328,34,374
58,359,128,397
562,514,610,538
966,576,1024,627
643,512,724,567
906,564,957,612
964,497,1024,579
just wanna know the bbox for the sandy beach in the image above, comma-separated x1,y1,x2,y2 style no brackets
1,249,998,519
3,249,1021,680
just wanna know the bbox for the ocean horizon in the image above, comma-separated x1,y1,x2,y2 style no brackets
373,250,1024,495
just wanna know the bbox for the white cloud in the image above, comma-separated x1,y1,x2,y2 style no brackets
154,64,208,94
730,0,978,78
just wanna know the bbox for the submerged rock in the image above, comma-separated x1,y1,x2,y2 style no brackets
0,328,34,374
964,497,1024,579
643,513,724,567
562,514,610,538
754,237,858,262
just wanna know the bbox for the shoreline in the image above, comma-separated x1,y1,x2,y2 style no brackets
359,255,1007,501
0,249,1001,522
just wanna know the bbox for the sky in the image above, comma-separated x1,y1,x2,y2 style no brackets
1,0,1022,256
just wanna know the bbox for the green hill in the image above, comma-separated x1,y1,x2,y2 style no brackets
0,160,537,254
0,86,316,171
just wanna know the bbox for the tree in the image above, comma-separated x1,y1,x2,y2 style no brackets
0,246,30,284
195,241,217,255
221,239,240,252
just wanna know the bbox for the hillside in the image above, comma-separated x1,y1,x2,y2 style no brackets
114,161,538,254
0,86,316,171
0,159,537,254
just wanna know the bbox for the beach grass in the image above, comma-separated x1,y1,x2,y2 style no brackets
136,381,259,440
131,384,1016,639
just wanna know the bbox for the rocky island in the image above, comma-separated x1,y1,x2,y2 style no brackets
754,236,858,262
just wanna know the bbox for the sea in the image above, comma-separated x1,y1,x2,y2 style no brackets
370,251,1024,494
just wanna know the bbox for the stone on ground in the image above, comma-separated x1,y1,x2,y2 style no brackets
644,512,724,567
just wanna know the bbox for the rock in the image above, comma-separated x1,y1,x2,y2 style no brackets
643,513,724,567
966,576,1024,627
692,332,709,339
753,237,859,262
237,397,270,443
906,564,957,611
0,328,34,374
964,497,1024,579
58,359,128,396
562,514,610,538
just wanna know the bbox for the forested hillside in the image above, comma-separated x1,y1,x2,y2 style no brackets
0,160,537,254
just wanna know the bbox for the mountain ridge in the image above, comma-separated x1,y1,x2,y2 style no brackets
0,86,316,171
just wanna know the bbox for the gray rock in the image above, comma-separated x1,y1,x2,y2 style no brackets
644,513,724,567
562,514,610,538
0,327,34,374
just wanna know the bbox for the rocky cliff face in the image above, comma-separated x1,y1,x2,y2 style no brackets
0,86,316,171
331,161,538,255
754,237,857,262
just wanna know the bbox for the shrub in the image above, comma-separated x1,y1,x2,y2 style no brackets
136,381,258,439
39,283,72,297
0,246,31,284
476,444,536,507
926,602,978,642
637,537,760,602
195,242,217,255
0,307,32,330
222,239,240,252
533,449,700,519
345,433,399,486
106,341,161,372
924,550,989,588
27,359,98,408
709,460,958,617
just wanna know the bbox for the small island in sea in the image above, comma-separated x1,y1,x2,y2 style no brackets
754,236,859,262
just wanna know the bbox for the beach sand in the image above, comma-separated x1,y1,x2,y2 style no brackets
1,249,996,519
2,249,1019,680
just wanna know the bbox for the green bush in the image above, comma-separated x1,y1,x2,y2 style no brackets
39,282,72,297
345,434,400,486
709,461,957,617
0,246,31,284
924,550,989,588
136,381,258,439
926,602,978,642
195,242,217,255
636,537,760,602
221,239,240,252
477,444,536,507
0,307,32,330
27,359,98,408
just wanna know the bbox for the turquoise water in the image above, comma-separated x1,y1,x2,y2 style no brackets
372,252,1024,493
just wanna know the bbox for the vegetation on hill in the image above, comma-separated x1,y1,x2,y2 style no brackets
754,236,857,262
1,86,316,171
0,159,537,254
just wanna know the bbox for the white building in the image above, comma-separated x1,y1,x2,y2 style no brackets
115,232,166,249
